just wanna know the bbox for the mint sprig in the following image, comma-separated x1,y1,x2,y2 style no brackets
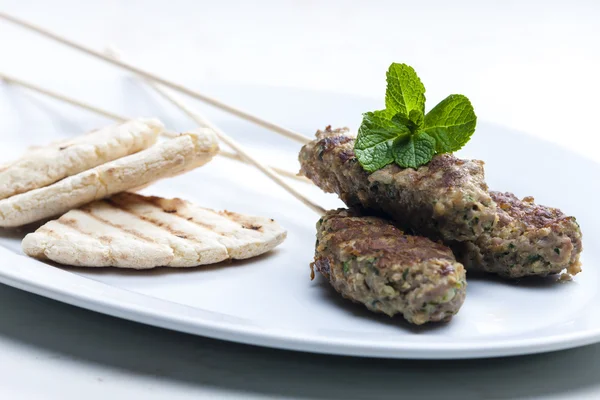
392,131,436,169
355,63,477,171
385,63,425,117
354,111,410,172
422,94,477,153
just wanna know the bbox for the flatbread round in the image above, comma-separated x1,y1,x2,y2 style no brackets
0,118,163,200
22,192,287,269
0,129,219,227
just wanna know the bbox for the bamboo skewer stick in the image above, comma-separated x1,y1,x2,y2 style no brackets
0,13,324,214
97,49,323,215
142,80,325,215
0,72,308,183
215,152,307,183
1,73,127,122
0,12,312,145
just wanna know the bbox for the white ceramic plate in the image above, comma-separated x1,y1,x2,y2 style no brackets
0,83,596,359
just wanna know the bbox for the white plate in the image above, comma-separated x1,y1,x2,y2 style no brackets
0,83,596,359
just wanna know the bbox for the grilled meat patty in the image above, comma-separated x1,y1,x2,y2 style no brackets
300,127,583,278
313,209,466,325
300,127,498,243
454,192,583,277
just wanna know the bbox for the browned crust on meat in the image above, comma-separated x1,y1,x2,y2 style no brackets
493,192,576,230
313,209,466,325
300,127,497,242
300,127,583,279
453,192,583,278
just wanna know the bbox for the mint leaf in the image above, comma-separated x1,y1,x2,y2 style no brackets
392,113,416,131
422,94,477,153
392,131,436,169
409,110,424,127
371,108,395,120
354,63,478,173
355,112,411,172
392,110,425,133
385,63,426,117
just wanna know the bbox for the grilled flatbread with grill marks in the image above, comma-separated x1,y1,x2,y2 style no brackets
22,192,287,268
0,119,164,200
0,129,219,228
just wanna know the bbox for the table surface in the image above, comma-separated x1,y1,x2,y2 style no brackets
0,0,599,398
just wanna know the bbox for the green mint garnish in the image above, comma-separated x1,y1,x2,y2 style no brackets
355,63,477,171
354,111,410,172
422,94,477,153
392,131,436,169
385,63,425,117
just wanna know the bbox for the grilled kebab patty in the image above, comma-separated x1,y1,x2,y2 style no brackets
300,127,583,278
313,209,467,325
454,191,583,277
301,128,497,243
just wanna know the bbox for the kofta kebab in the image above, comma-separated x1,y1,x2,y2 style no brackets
0,13,582,326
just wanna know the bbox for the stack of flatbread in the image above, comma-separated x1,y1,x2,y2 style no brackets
1,119,287,268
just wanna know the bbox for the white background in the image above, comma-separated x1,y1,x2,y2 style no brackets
0,0,599,398
1,0,599,159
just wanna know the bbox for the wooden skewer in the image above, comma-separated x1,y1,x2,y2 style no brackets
0,72,308,183
0,12,312,145
0,14,323,214
1,72,127,122
142,80,325,216
216,152,307,182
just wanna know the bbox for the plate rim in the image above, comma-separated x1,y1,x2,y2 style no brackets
0,248,598,360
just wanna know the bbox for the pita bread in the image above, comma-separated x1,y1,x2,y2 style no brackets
22,192,287,268
0,119,164,200
0,129,219,227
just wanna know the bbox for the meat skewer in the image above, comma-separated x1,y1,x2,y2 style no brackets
316,209,466,325
299,127,583,278
300,127,497,243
